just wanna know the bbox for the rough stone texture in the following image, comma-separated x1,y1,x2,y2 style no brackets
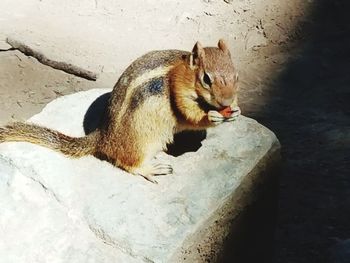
0,89,280,262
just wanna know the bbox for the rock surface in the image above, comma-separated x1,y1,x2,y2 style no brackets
0,89,280,263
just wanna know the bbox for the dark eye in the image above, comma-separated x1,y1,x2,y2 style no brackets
203,72,212,87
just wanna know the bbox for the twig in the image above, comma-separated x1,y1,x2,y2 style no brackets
6,37,98,81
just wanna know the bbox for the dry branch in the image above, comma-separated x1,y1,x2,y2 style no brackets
6,37,98,81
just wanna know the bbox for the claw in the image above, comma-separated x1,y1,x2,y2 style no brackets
153,164,173,176
224,106,241,122
208,110,225,125
133,163,173,183
139,174,158,184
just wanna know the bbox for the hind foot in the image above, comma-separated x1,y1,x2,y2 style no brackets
133,163,173,184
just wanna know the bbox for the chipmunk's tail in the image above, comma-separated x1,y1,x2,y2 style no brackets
0,122,98,157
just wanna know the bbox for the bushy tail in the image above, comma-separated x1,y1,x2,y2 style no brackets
0,122,98,157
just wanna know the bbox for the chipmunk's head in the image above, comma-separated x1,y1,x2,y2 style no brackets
191,39,239,109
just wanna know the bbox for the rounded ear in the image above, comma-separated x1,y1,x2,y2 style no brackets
191,41,205,67
218,39,230,54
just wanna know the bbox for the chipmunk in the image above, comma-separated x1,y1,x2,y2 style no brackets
0,39,240,183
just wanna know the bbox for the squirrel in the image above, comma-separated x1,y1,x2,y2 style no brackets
0,39,240,183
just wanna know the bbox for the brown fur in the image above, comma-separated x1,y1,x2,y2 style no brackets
0,39,239,183
0,122,98,157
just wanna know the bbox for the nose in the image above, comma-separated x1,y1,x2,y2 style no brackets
219,98,234,107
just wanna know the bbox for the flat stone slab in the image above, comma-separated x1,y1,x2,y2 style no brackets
0,89,280,262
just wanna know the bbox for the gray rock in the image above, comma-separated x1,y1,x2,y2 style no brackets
0,89,280,262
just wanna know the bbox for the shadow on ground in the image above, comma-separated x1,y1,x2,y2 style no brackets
237,1,350,262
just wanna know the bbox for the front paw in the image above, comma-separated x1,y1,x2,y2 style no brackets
208,110,225,125
225,106,241,122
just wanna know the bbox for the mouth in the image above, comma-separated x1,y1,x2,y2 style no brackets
195,96,239,115
219,106,233,117
218,106,240,118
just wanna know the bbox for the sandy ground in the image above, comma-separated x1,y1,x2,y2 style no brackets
0,50,98,125
0,0,309,124
1,0,349,262
0,1,308,125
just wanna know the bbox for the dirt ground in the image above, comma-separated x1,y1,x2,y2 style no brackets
0,0,349,262
266,1,350,262
0,50,99,125
242,1,350,262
